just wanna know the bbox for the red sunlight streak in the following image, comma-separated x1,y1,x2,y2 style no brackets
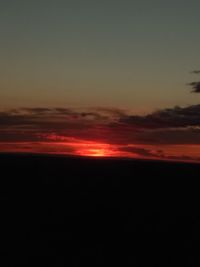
0,140,199,163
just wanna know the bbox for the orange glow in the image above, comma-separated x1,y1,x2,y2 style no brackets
0,140,200,163
77,143,115,157
80,148,108,157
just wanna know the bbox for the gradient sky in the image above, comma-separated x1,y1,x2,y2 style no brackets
1,1,200,162
1,0,200,112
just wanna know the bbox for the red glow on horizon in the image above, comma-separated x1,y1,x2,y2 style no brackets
76,142,117,157
0,140,199,163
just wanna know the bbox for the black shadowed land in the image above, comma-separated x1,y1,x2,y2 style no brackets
1,153,200,266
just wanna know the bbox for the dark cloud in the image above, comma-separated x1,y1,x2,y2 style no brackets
120,105,200,129
188,82,200,93
120,146,163,158
0,105,200,147
136,127,200,145
120,146,200,162
0,142,76,154
21,108,53,114
161,152,197,162
191,70,200,74
93,107,127,118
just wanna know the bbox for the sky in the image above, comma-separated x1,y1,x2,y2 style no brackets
0,0,200,161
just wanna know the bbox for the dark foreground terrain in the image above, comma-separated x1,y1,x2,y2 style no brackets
1,153,200,266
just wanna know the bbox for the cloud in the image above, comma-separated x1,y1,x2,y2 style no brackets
0,141,77,154
188,71,200,92
21,108,53,114
119,105,200,129
136,127,200,145
0,105,200,162
120,146,164,158
0,107,126,144
191,70,200,74
188,82,200,93
0,105,200,144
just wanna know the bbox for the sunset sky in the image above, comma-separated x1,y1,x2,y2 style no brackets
0,1,200,161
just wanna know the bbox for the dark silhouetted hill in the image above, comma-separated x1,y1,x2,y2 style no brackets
1,153,200,266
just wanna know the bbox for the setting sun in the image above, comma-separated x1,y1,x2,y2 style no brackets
82,148,107,157
75,142,116,158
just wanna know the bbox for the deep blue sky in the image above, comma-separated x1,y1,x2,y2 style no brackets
1,0,200,112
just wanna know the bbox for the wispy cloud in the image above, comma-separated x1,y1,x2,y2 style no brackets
191,70,200,74
188,70,200,93
0,106,200,161
188,82,200,93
